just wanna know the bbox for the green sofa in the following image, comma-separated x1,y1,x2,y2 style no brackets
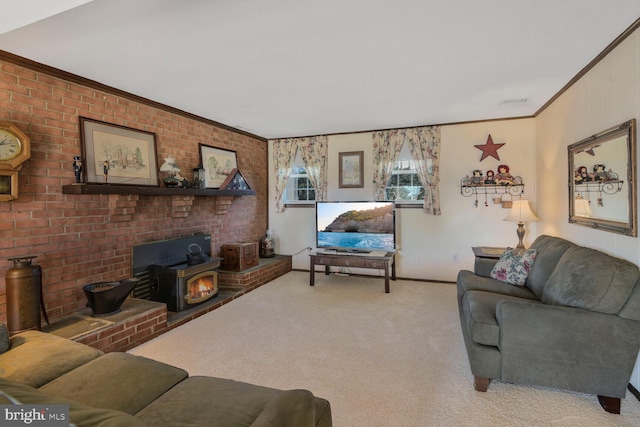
457,235,640,414
0,328,332,426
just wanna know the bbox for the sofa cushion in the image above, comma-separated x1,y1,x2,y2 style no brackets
136,376,320,427
40,352,188,415
457,270,538,301
0,378,145,427
0,331,104,387
462,291,540,347
542,246,640,313
525,235,575,298
0,322,8,354
490,248,537,285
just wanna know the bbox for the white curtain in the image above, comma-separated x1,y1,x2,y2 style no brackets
272,136,328,212
298,136,328,202
371,129,406,201
272,138,298,213
406,126,441,215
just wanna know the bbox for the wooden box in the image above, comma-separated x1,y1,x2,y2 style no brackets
220,242,259,271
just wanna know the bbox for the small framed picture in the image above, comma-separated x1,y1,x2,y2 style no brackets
339,151,364,188
79,117,159,186
199,144,238,188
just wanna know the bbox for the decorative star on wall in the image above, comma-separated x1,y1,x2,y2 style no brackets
474,134,505,161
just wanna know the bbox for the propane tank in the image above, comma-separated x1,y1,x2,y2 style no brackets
5,256,43,336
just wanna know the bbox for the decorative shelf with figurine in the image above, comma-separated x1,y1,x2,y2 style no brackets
574,180,623,195
574,165,623,195
460,180,524,196
460,164,524,198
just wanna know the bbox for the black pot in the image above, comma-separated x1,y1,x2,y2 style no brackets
187,243,211,265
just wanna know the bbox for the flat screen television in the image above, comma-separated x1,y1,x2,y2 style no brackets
316,201,396,253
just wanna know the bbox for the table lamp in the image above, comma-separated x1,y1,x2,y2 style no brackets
574,194,592,217
160,157,181,187
503,199,540,250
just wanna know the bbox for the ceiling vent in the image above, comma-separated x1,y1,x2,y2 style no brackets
498,98,529,105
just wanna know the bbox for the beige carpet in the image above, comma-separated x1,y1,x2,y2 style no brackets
129,271,640,426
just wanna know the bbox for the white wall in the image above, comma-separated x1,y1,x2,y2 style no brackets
536,28,640,390
268,118,536,282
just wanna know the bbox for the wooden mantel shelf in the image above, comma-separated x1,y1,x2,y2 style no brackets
62,184,255,197
62,184,255,219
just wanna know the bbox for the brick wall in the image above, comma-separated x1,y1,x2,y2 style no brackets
218,256,293,290
0,55,268,324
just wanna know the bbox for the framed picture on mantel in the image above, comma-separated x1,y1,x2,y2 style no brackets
80,117,159,186
199,144,238,188
339,151,364,188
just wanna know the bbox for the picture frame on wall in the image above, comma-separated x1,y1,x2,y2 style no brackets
199,144,238,188
79,117,159,186
339,151,364,188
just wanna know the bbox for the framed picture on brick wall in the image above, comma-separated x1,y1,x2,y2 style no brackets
80,117,159,186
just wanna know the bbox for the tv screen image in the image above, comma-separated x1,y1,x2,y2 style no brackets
316,201,396,253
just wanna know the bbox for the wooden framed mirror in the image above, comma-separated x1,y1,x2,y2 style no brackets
568,119,636,236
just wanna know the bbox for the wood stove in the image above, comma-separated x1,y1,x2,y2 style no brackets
131,234,222,312
153,259,220,312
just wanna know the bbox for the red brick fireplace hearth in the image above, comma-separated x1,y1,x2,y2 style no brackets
44,256,292,353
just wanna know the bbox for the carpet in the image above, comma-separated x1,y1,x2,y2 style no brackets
129,271,640,426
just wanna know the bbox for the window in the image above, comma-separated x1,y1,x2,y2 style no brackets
385,143,424,202
284,151,315,203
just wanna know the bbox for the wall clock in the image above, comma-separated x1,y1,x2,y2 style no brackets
0,169,18,201
0,121,31,170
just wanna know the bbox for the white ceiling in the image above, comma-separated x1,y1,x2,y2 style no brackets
1,1,639,139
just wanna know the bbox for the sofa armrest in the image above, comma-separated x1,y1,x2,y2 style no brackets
251,389,316,427
497,300,640,364
496,299,640,396
474,258,498,278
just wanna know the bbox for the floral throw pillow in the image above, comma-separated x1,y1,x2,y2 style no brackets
490,248,538,286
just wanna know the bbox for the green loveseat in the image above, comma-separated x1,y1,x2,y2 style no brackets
457,235,640,414
0,328,332,426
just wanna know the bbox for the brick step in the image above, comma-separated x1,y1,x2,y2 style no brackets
43,255,292,353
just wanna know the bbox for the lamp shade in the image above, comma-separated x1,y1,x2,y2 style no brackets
574,198,592,217
160,157,180,174
503,200,540,223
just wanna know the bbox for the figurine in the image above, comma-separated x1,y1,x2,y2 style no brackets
495,164,515,185
103,160,109,183
470,169,483,185
575,166,591,184
73,156,84,183
484,170,495,185
593,164,608,181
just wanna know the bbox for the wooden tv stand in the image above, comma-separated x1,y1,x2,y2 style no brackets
309,251,396,293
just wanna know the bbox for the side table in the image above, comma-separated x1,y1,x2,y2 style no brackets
471,247,507,276
471,247,507,260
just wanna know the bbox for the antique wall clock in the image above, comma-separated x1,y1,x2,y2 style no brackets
0,121,31,201
0,121,30,171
